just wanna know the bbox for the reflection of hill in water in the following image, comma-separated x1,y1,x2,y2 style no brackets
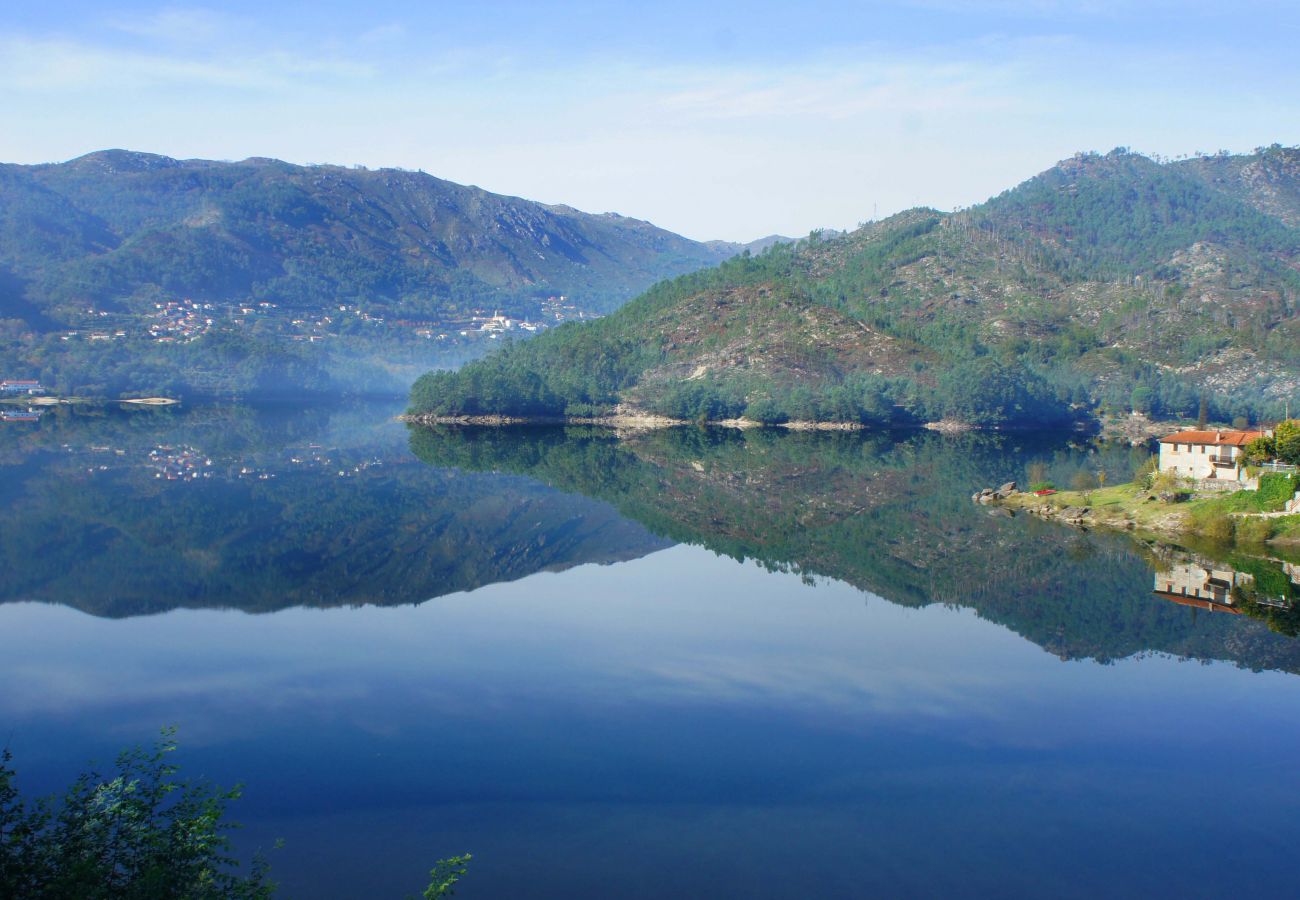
409,425,1300,675
0,405,669,617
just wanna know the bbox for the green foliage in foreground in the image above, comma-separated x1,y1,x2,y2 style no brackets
423,854,472,899
0,731,274,900
0,732,471,899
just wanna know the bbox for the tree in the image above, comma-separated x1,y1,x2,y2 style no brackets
1130,385,1153,414
1244,435,1277,465
1071,470,1099,503
1275,419,1300,465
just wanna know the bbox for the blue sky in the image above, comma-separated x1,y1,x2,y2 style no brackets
3,1,1298,240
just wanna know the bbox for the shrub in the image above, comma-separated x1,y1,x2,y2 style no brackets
1235,517,1275,545
0,732,471,899
1197,514,1236,543
0,730,276,899
1151,470,1182,493
1134,454,1158,488
1257,472,1299,511
1070,470,1099,492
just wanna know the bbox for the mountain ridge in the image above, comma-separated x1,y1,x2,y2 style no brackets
0,149,749,321
0,149,767,396
410,146,1300,426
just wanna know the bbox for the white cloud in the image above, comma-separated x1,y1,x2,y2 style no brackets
358,23,408,44
110,6,238,43
0,36,374,92
646,60,1020,121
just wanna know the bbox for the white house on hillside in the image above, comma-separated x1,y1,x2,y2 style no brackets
1157,429,1265,482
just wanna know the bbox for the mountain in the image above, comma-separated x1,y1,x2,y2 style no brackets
0,150,745,397
410,147,1300,426
704,234,796,256
1,149,741,320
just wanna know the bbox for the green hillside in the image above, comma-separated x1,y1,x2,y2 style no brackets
411,147,1300,426
1,150,740,319
0,150,749,397
1176,144,1300,227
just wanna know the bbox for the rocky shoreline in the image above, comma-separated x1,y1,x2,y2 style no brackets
973,480,1173,535
402,409,874,432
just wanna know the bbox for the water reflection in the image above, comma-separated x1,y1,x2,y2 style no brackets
408,424,1300,674
0,403,668,615
5,404,1299,675
7,409,1300,897
1152,548,1300,634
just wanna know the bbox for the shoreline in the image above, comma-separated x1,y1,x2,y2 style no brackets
400,411,1095,433
982,482,1300,550
400,412,870,431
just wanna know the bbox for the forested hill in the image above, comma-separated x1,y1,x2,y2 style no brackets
0,150,772,397
0,149,745,324
411,146,1300,426
1174,145,1300,227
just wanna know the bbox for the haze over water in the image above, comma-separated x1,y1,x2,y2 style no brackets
3,402,1299,898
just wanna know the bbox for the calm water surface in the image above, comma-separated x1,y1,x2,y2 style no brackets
2,402,1298,898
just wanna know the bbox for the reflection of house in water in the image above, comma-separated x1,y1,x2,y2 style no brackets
1153,560,1249,614
1154,557,1300,614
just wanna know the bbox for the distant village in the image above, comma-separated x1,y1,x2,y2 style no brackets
36,438,399,484
46,294,595,348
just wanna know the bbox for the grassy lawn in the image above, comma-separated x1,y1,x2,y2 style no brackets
1006,473,1299,547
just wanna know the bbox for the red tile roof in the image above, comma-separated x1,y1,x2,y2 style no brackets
1158,430,1264,447
1152,591,1242,615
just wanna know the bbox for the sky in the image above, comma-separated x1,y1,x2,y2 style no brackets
2,1,1298,241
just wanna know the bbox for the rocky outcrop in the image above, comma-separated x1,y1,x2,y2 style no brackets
972,481,1019,504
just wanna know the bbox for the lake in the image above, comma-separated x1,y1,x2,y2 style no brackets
2,402,1299,898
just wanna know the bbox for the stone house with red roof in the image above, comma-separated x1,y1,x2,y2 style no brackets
1157,429,1265,482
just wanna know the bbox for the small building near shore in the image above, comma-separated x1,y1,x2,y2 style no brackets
1157,429,1264,481
1,379,44,395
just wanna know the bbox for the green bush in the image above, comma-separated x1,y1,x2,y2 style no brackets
0,730,275,899
1235,517,1275,544
1257,472,1299,511
1,732,471,899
